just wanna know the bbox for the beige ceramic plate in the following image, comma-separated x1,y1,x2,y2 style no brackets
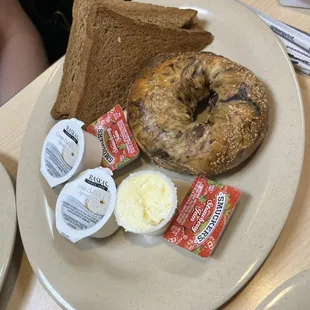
0,163,16,291
17,0,304,309
257,269,310,310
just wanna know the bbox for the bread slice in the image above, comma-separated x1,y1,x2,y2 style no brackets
51,1,212,125
101,0,198,29
51,0,197,120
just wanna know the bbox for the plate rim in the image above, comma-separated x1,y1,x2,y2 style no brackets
16,1,305,309
257,268,310,309
0,163,17,291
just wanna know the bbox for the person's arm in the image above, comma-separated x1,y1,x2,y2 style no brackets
0,0,48,106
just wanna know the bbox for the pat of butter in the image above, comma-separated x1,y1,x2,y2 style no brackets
115,170,177,235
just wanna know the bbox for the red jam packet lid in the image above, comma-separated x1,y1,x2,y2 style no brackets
163,177,241,258
86,105,140,171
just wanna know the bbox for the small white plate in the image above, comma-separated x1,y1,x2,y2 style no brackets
0,164,16,290
257,269,310,310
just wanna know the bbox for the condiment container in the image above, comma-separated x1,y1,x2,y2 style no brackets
86,105,140,171
55,167,118,243
41,118,102,187
114,170,177,236
164,177,241,258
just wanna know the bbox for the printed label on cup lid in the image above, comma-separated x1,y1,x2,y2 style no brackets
55,167,117,243
164,177,241,258
40,118,85,187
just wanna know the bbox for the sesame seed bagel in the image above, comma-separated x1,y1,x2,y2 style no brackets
127,52,268,176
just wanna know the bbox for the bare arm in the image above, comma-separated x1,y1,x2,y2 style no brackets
0,0,48,106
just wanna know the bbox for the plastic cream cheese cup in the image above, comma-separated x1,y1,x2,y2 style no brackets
55,167,118,243
114,170,178,236
40,118,102,188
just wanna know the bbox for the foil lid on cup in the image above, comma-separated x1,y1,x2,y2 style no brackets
40,118,102,188
55,167,118,243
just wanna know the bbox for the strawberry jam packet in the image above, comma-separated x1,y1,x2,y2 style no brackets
163,177,241,258
86,105,140,171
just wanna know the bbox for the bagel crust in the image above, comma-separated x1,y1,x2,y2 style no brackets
128,52,268,176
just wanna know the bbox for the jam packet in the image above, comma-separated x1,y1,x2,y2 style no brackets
164,177,241,258
87,105,140,171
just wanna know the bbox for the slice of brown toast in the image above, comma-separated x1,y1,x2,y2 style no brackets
51,1,212,125
101,0,198,29
51,0,197,121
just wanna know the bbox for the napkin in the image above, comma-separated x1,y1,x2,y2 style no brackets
237,1,310,77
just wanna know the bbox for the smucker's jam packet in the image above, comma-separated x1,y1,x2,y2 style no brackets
87,105,140,171
163,177,241,258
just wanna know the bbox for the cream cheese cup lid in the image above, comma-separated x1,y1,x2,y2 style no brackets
40,118,102,188
55,167,118,243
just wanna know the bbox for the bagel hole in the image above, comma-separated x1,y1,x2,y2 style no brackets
193,91,218,121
